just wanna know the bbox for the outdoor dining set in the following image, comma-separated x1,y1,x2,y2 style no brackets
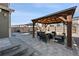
37,31,65,44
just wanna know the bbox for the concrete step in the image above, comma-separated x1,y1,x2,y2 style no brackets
3,45,28,56
22,47,35,56
0,44,21,55
22,45,42,56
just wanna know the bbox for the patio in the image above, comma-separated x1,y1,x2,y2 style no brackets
11,33,79,56
0,32,79,56
0,6,79,56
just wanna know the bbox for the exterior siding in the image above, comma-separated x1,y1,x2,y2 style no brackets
0,3,9,7
0,3,10,38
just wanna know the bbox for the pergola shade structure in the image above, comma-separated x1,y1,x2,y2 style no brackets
32,6,77,48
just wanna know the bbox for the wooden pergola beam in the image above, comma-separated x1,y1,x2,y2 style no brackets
59,17,67,22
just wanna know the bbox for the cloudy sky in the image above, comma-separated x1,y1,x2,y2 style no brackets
10,3,79,25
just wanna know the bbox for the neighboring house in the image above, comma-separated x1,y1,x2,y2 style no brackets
11,24,29,33
72,16,79,34
0,3,14,38
11,23,37,33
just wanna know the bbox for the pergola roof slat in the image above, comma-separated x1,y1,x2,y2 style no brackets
32,6,77,24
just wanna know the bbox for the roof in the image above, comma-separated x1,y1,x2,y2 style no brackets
32,6,77,24
73,16,79,20
0,5,14,12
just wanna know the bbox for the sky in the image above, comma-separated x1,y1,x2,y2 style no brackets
10,3,79,25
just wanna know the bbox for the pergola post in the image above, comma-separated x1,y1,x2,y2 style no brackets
55,26,56,32
67,15,72,48
33,22,35,38
63,23,65,34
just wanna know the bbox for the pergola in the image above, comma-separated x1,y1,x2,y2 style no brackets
32,6,77,48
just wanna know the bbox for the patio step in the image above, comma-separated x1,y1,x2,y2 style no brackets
2,44,40,56
22,45,42,56
0,44,21,56
23,48,35,56
3,45,28,56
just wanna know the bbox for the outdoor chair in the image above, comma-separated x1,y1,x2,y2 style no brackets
52,31,56,36
55,35,65,44
37,32,47,43
46,33,53,40
41,32,47,43
51,31,56,39
37,32,40,39
37,32,44,40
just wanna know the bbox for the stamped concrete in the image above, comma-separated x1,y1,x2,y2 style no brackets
12,33,79,56
0,33,79,56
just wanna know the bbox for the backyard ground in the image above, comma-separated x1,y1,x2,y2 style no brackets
0,33,79,56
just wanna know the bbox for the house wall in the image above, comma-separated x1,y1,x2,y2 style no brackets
0,4,10,38
0,3,9,7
